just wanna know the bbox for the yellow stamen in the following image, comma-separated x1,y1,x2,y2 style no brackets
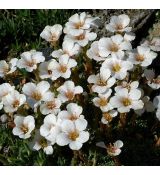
12,100,20,108
68,130,79,141
109,43,119,52
31,91,42,101
122,98,131,106
112,63,121,72
135,54,144,62
98,98,108,107
65,91,74,100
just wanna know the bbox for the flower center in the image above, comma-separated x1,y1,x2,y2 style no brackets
69,115,78,121
122,98,131,106
26,60,36,67
109,43,119,52
46,101,56,110
59,64,67,73
103,112,112,122
68,130,79,141
98,79,107,86
75,33,85,40
112,63,121,72
31,91,42,101
65,91,74,100
20,124,28,134
48,70,52,75
50,34,58,42
116,24,124,30
135,54,144,62
152,78,160,84
74,22,84,29
39,138,48,148
98,98,108,107
12,100,20,108
107,143,117,154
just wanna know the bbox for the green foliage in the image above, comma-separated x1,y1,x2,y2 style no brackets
0,10,75,59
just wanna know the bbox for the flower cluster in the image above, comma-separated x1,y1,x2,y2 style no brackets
1,12,160,158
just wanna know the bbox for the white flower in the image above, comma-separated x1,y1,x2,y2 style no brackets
153,95,160,109
2,90,26,113
135,96,155,116
110,88,144,113
124,32,135,42
128,46,157,67
12,115,35,139
40,24,62,45
56,120,89,150
22,81,50,107
40,91,61,115
51,39,81,58
48,55,77,80
38,61,54,80
65,30,97,47
101,110,118,124
0,114,8,123
17,50,45,72
57,80,83,103
143,69,160,89
0,58,18,77
88,68,116,94
98,34,132,58
101,56,133,80
64,12,97,36
31,130,53,155
107,140,124,156
58,103,87,128
96,140,123,156
142,37,160,52
0,83,15,101
106,14,131,33
115,81,139,92
86,41,106,62
93,89,113,112
40,114,61,143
